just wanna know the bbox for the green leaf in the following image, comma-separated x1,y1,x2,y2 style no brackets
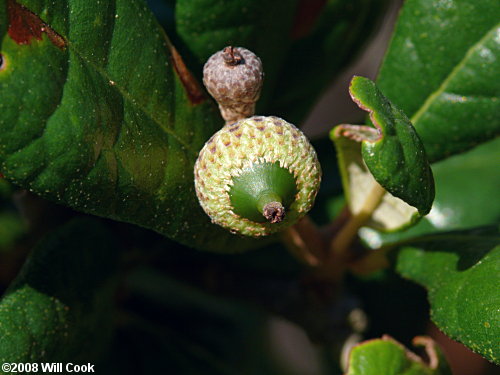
0,218,119,363
352,76,435,214
360,137,500,247
331,76,434,230
395,227,500,363
0,0,261,251
376,0,500,162
346,335,451,375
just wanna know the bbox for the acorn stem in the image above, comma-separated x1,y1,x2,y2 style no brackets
219,102,256,125
257,192,285,223
281,216,324,266
222,46,243,66
330,182,386,256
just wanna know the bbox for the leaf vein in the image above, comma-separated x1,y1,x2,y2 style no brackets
411,24,500,124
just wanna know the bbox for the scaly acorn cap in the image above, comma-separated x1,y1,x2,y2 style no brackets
203,46,264,124
194,116,321,237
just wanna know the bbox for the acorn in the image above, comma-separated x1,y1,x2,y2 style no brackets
203,46,264,124
194,116,321,237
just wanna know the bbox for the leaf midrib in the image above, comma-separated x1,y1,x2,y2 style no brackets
37,2,198,158
70,43,197,157
410,23,499,125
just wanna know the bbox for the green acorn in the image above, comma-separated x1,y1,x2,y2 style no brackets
194,116,321,237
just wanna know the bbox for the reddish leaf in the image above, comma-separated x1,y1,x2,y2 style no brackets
7,0,65,49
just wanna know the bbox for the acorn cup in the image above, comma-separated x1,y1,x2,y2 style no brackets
194,116,321,237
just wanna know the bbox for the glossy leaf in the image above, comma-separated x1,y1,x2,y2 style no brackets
0,0,261,251
0,218,119,362
395,227,500,363
376,0,500,162
353,76,434,213
331,76,434,231
360,137,500,247
346,335,451,375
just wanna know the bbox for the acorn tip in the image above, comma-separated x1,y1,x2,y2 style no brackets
263,202,285,223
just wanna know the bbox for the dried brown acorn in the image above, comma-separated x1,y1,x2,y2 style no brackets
203,46,264,124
